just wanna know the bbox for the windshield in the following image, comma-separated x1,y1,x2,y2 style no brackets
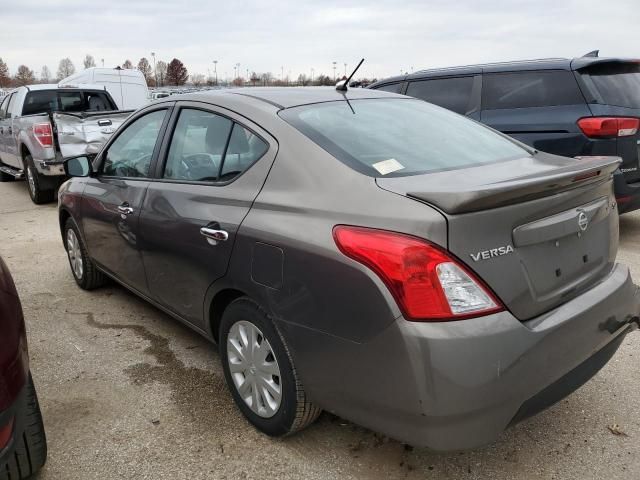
279,98,530,177
581,62,640,109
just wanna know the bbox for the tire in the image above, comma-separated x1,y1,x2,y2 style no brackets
24,155,54,205
0,374,47,480
219,297,321,437
64,217,107,290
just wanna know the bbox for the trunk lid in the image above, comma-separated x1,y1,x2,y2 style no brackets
52,110,133,158
377,153,621,320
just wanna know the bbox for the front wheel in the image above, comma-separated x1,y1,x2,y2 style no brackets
24,155,54,205
64,218,107,290
219,298,321,437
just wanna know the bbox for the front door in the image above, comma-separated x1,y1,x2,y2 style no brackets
80,107,169,294
139,103,276,328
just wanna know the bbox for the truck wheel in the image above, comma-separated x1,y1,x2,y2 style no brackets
0,374,48,480
24,155,54,205
219,297,321,438
64,217,107,290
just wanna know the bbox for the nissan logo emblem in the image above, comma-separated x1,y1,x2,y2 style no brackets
578,212,589,232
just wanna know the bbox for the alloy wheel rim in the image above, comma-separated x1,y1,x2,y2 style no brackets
227,320,282,418
27,167,35,195
66,229,84,280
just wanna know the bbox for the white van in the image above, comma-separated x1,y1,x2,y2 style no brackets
58,67,149,110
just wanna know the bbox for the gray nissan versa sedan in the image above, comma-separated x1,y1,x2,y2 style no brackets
57,87,640,450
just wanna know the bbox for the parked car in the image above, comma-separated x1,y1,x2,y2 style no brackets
0,85,132,204
369,53,640,213
58,87,639,450
0,256,47,478
59,67,150,110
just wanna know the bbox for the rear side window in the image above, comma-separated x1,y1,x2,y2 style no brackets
580,63,640,109
0,94,11,118
406,76,474,114
483,71,584,109
163,108,268,183
280,98,530,177
375,83,403,94
22,91,58,116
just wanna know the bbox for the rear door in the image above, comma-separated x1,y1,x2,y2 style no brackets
0,94,11,159
81,105,170,294
2,93,20,167
480,70,592,157
139,101,276,328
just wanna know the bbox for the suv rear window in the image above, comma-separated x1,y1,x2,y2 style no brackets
580,62,640,109
406,76,475,114
483,71,584,109
22,90,115,116
280,98,530,177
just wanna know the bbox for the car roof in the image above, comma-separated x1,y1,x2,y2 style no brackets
167,86,404,110
370,56,639,87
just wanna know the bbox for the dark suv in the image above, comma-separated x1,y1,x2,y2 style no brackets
369,53,640,213
0,256,47,479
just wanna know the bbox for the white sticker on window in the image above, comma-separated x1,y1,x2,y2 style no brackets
372,158,405,175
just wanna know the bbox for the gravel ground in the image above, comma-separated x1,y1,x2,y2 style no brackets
0,180,639,480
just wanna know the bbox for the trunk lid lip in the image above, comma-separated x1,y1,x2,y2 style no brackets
376,154,621,214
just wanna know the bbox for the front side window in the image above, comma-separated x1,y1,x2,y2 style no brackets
163,108,268,182
280,98,530,177
102,109,166,178
406,76,475,114
483,71,584,109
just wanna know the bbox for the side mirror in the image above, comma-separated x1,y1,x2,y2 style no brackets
64,156,92,177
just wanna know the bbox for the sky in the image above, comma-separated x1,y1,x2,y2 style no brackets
1,0,639,82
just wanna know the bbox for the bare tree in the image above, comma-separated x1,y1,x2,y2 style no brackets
156,60,167,87
137,57,153,85
40,65,51,83
14,65,35,86
83,54,96,69
0,58,10,87
191,73,205,87
297,73,309,86
250,72,261,86
122,59,133,69
57,58,75,80
166,58,188,86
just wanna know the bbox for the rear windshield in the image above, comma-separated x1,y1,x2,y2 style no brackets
22,90,116,116
580,63,640,109
279,98,530,177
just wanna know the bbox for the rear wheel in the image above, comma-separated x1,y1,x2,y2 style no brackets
0,374,47,480
64,218,107,290
219,297,321,437
24,155,54,205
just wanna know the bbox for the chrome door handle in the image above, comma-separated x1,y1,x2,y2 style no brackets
117,205,134,217
200,227,229,245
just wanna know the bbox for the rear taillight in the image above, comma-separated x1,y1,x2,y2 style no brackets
333,226,504,321
577,117,639,138
33,122,53,147
0,418,13,450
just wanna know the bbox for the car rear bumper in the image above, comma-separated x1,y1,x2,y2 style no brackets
284,263,639,450
35,159,65,176
613,171,640,214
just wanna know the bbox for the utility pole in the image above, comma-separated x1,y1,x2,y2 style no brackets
213,60,218,85
310,68,314,84
101,58,104,67
281,66,284,81
151,52,156,87
332,61,337,81
344,63,347,77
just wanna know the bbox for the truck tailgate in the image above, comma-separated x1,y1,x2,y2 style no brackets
53,111,133,158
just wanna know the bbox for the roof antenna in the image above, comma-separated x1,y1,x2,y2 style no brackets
336,58,365,92
583,50,599,58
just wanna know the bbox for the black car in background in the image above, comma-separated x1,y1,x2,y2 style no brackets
369,53,640,213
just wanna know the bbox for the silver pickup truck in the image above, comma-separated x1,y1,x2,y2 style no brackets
0,84,132,203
